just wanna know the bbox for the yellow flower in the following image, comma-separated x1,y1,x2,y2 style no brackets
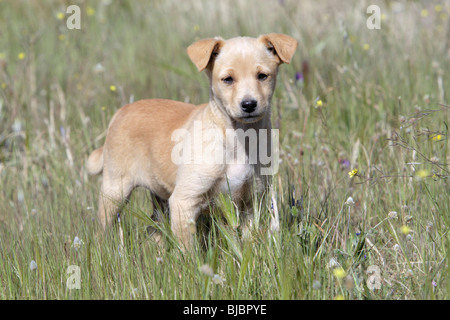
416,169,430,179
0,52,5,59
56,12,65,20
193,24,200,32
333,267,347,279
348,169,358,178
401,225,411,235
1,82,6,89
58,34,66,41
421,9,428,17
431,134,442,141
316,99,323,108
101,106,107,111
18,52,25,60
109,85,117,92
435,5,443,13
334,294,345,300
86,6,95,16
363,43,370,51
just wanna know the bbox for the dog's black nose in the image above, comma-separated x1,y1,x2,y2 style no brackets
241,99,257,113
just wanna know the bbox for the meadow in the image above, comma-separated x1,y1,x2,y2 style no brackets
0,0,448,300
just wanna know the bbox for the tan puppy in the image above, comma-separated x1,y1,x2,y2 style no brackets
87,33,297,249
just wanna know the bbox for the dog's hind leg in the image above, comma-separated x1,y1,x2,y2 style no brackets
97,172,134,229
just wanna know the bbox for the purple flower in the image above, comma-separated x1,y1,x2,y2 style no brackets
339,159,350,169
295,72,303,82
432,280,437,287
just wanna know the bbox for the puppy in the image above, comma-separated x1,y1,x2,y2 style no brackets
87,33,297,249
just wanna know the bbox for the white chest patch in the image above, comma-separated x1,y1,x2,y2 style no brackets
220,163,253,194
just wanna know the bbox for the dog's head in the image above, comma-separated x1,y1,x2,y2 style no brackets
187,34,297,124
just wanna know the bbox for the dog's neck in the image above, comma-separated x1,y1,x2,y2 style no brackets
208,99,272,132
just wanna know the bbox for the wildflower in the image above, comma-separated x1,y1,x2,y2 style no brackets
420,9,428,18
72,236,83,250
315,99,323,108
1,82,6,89
345,196,355,206
400,225,411,235
0,52,5,59
109,85,117,92
348,168,358,178
199,264,214,277
101,106,107,111
193,24,200,32
388,211,398,219
431,134,442,141
334,294,345,300
295,72,303,83
312,280,321,290
327,258,338,268
333,267,347,279
56,12,65,20
86,6,96,16
93,63,105,73
30,260,38,271
363,43,370,51
18,52,25,60
212,274,225,285
393,244,401,252
432,280,437,287
434,5,442,13
58,34,65,41
17,189,24,204
415,169,430,179
339,159,350,169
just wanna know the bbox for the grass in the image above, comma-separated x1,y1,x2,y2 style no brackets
0,0,448,300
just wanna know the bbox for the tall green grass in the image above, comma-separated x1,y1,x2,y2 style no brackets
0,0,448,299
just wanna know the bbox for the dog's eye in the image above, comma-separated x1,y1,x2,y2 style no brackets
222,76,234,84
258,73,269,81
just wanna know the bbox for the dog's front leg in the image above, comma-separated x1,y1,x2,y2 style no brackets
168,164,223,250
169,195,201,250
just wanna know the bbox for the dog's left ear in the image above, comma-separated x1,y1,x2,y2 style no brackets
187,37,224,72
259,33,298,64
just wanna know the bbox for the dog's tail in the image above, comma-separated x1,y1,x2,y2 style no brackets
87,147,104,175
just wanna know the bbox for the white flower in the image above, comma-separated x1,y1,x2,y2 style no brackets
212,274,225,285
312,280,321,290
345,197,355,206
327,258,339,268
30,260,38,271
72,236,83,250
388,211,398,219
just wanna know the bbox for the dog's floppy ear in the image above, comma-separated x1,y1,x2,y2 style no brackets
259,33,298,64
187,37,224,72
